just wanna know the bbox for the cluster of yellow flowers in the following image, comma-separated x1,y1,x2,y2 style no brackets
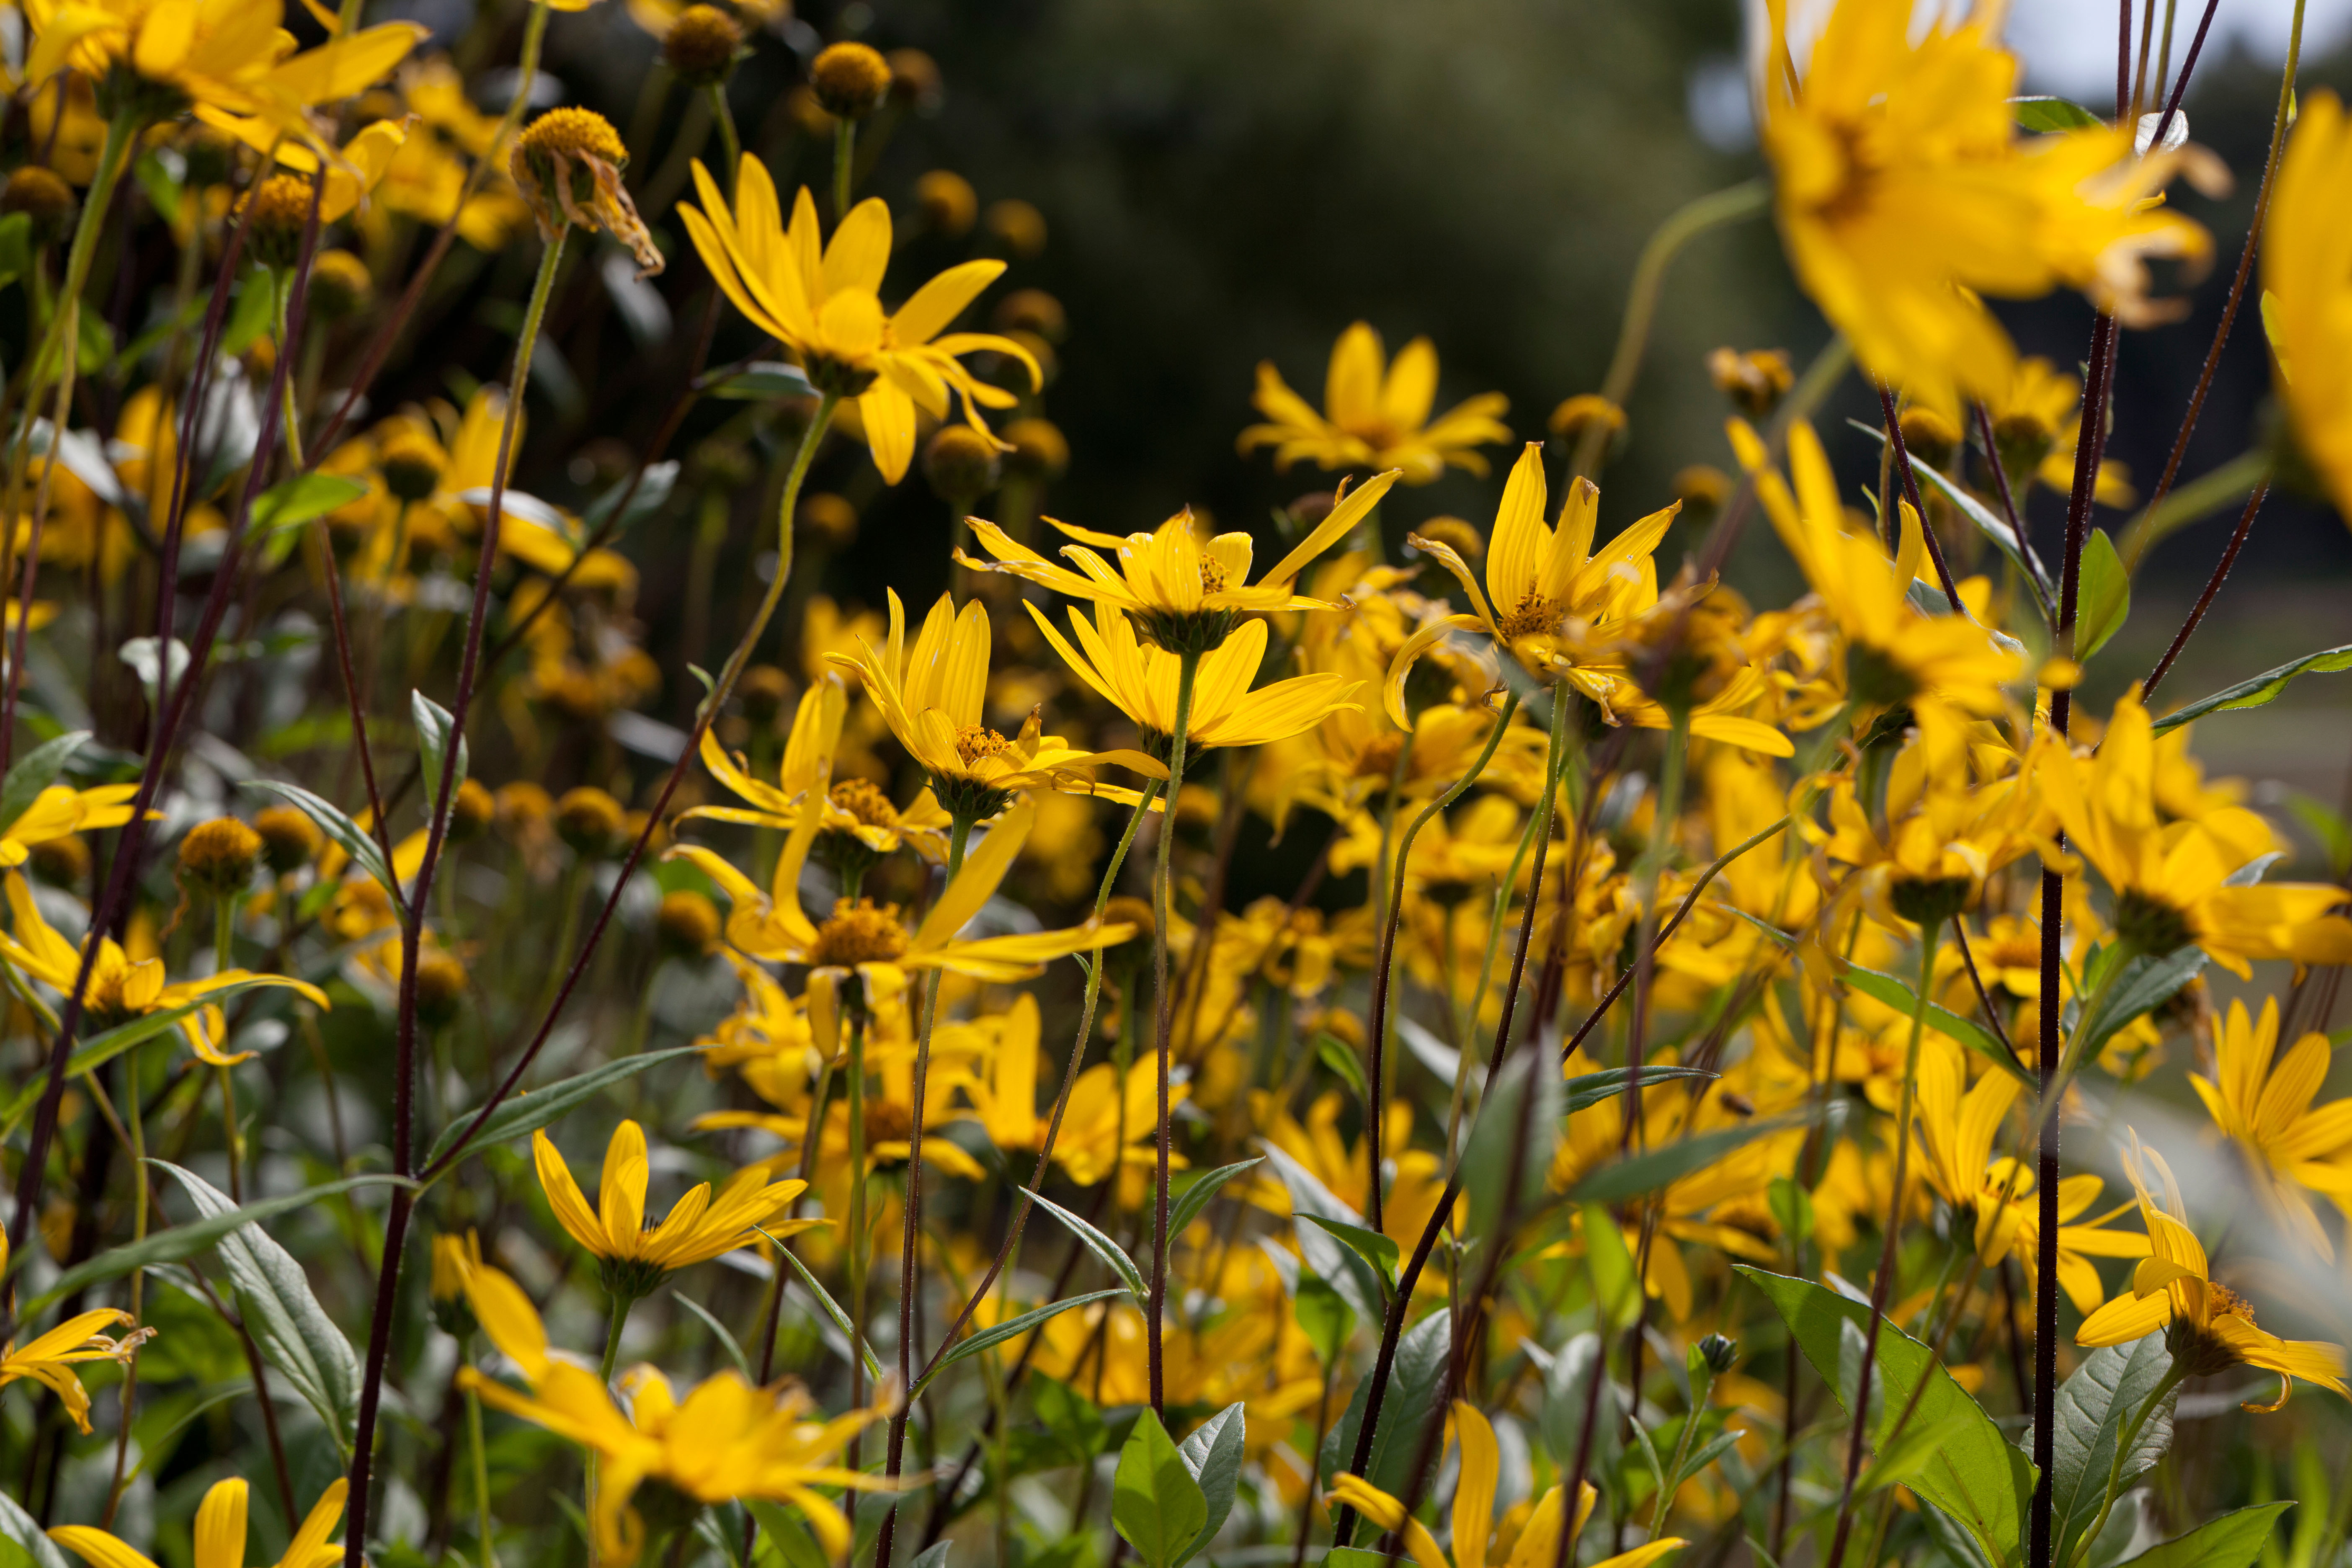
1,3,2351,1568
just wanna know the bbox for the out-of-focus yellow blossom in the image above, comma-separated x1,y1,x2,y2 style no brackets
1238,321,1511,483
2263,90,2352,525
2189,996,2352,1258
52,1476,348,1568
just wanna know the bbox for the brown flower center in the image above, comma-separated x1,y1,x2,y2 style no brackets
830,778,899,830
809,900,908,967
955,725,1016,768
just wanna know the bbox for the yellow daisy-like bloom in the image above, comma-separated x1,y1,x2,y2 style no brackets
2189,996,2352,1259
1734,418,2019,771
23,0,422,149
1237,321,1511,484
2036,689,2352,978
680,154,1038,483
1984,356,2135,505
0,782,139,868
827,590,1110,820
2078,1135,2349,1411
52,1476,348,1568
957,471,1401,655
1760,0,2207,413
456,1264,892,1567
1027,602,1364,778
2263,90,2352,526
1,1225,154,1436
683,674,949,861
531,1120,818,1300
0,872,327,1065
1331,1403,1685,1568
511,108,663,278
671,792,1136,987
1383,442,1675,726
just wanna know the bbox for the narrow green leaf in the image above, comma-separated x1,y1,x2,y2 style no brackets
2035,1334,2177,1567
156,1163,365,1449
1738,1266,2034,1568
1570,1112,1811,1206
2070,948,2206,1070
1294,1272,1354,1367
1318,1309,1449,1494
1029,1189,1148,1298
1167,1158,1262,1239
1257,1140,1383,1329
14,1174,405,1310
412,689,469,801
0,990,289,1140
1840,962,2032,1086
1300,1214,1399,1293
2117,1504,2294,1568
673,1292,752,1381
0,1478,71,1568
744,1498,831,1568
2151,645,2352,734
1175,1402,1247,1566
0,212,33,296
0,729,88,833
2012,95,2105,131
241,778,400,907
2074,529,2130,661
423,1044,702,1172
1565,1065,1716,1114
253,473,369,535
1582,1203,1642,1331
1113,1409,1209,1568
766,1241,882,1383
1315,1031,1368,1099
1462,1044,1560,1244
706,361,817,401
919,1289,1126,1395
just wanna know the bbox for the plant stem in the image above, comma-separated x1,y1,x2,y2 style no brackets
1146,648,1202,1416
467,1382,499,1568
845,998,871,1461
706,84,742,193
2065,1366,2186,1568
833,120,856,220
214,893,244,1201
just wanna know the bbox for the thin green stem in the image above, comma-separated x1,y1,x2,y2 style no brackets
2066,1365,2187,1568
467,1380,499,1568
214,893,244,1201
706,84,742,194
1146,647,1202,1416
832,120,856,220
844,1000,871,1461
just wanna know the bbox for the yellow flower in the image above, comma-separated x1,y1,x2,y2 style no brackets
680,155,1037,482
52,1476,348,1568
1984,357,2135,505
457,1263,892,1566
1,1224,153,1436
0,782,139,868
827,590,1109,820
1330,1403,1685,1568
1760,0,2206,413
1734,418,2019,770
1237,321,1510,483
2036,689,2352,977
0,872,327,1065
24,0,422,148
958,472,1401,655
2263,90,2352,526
671,793,1136,986
1384,443,1675,725
1028,602,1364,779
683,673,950,861
2078,1135,2348,1411
531,1120,817,1299
2189,997,2352,1259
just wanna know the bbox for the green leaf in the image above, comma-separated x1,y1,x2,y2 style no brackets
1029,1189,1148,1298
1859,1411,1982,1496
0,1478,71,1568
707,361,818,400
2151,646,2352,734
1113,1408,1209,1568
0,728,88,833
744,1499,832,1568
1840,962,2033,1087
1738,1267,2034,1568
1537,1332,1623,1481
1318,1308,1449,1494
1581,1203,1642,1331
0,212,33,296
155,1162,365,1449
673,1292,752,1381
2118,1505,2294,1568
918,1289,1127,1395
1569,1112,1812,1205
412,689,469,801
2069,948,2206,1070
1032,1375,1108,1465
12,1173,405,1310
1315,1031,1368,1099
1461,1042,1560,1245
422,1044,703,1172
222,268,277,357
253,473,369,535
2286,792,2352,878
2074,529,2130,661
766,1241,882,1383
1257,1140,1384,1329
1326,1553,1390,1568
1294,1271,1355,1367
1300,1214,1399,1293
1175,1402,1246,1566
2035,1334,2177,1568
2013,95,2105,131
241,778,400,907
1565,1065,1716,1114
77,305,116,377
1167,1157,1262,1239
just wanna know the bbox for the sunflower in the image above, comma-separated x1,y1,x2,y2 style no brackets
679,155,1038,482
1237,321,1511,483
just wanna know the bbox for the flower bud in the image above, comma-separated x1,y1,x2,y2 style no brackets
1002,418,1069,482
1707,347,1794,418
555,787,626,858
1898,406,1960,470
414,950,469,1029
450,778,495,843
923,424,1003,502
253,805,324,875
663,4,743,86
378,426,446,503
30,833,89,889
914,170,976,236
993,288,1066,341
810,42,891,119
1,167,77,247
1696,1333,1738,1375
885,48,942,111
1413,515,1483,560
242,174,317,270
657,890,721,956
178,818,264,899
797,492,859,549
309,249,374,320
737,665,791,726
984,198,1047,258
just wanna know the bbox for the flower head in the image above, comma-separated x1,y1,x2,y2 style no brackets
2,1225,154,1436
513,108,663,278
52,1477,348,1568
2189,996,2352,1258
2264,90,2352,526
1238,322,1510,484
